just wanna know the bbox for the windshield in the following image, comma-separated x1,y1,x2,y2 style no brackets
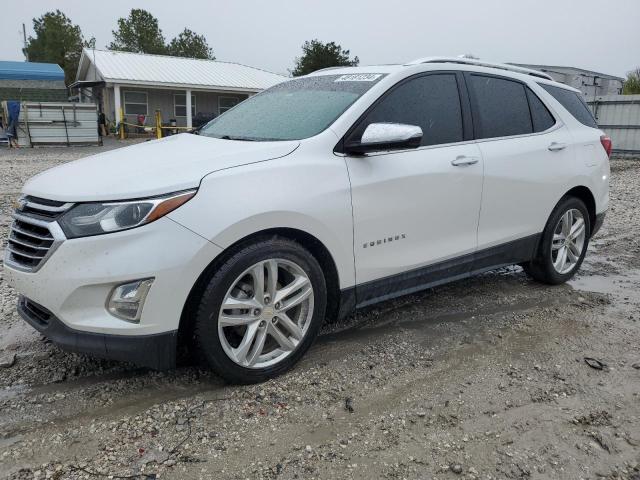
200,74,386,141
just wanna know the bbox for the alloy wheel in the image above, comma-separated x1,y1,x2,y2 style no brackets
551,208,586,274
217,258,314,368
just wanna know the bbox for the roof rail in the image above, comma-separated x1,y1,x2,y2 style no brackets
405,56,554,81
311,66,346,74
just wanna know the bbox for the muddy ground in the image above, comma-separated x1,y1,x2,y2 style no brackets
0,143,639,480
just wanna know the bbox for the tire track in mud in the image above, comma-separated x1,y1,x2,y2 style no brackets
0,275,604,447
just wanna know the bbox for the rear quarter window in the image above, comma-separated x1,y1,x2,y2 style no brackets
526,88,556,132
540,84,598,128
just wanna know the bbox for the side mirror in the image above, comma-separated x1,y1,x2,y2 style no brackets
344,123,423,154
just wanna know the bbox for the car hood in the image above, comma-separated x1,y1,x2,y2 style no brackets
22,134,300,202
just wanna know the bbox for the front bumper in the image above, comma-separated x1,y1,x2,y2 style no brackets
18,296,177,369
5,216,223,368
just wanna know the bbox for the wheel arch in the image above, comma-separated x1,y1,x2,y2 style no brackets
564,185,596,234
527,185,597,265
177,227,342,357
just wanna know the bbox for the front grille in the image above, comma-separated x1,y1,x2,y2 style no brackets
5,196,72,272
19,296,52,326
20,196,71,220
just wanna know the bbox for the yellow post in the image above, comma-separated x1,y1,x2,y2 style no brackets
155,110,162,139
119,107,125,140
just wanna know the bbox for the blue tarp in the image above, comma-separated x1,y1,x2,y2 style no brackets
6,101,20,140
0,61,64,81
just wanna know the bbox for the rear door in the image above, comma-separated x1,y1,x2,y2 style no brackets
344,72,484,305
466,73,576,252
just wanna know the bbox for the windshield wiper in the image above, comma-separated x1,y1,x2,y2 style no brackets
220,135,256,141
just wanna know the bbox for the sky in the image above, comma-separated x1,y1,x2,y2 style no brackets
1,0,638,78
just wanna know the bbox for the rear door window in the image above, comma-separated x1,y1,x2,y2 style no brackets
540,84,598,128
526,88,556,132
349,73,464,147
467,74,533,139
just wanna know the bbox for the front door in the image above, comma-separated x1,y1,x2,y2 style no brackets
343,72,484,306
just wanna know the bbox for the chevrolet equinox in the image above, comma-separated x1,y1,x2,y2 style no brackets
5,57,610,383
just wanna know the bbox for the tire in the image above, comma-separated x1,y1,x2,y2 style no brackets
523,196,591,285
194,237,326,384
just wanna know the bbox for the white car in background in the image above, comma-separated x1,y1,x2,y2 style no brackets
5,57,610,383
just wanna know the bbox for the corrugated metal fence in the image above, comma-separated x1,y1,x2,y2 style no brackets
2,101,99,147
588,95,640,156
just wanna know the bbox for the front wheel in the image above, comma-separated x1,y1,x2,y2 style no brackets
194,238,326,384
523,196,590,285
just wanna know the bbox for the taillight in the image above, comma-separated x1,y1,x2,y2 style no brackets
600,134,612,158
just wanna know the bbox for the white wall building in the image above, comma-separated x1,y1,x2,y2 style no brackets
510,63,624,99
73,48,286,129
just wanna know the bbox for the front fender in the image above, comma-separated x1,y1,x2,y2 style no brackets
168,152,355,289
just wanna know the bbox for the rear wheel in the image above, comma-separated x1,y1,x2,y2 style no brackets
194,238,326,384
523,196,590,285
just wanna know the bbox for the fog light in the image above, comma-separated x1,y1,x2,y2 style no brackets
107,278,154,322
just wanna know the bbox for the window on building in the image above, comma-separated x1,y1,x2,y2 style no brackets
468,75,533,139
174,94,196,117
349,74,464,147
219,96,240,114
123,91,148,116
540,84,598,128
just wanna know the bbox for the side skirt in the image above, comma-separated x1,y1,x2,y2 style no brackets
336,233,540,318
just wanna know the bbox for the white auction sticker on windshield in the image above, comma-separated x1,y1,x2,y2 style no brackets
334,74,382,82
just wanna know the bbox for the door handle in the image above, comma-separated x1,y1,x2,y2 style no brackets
548,142,567,152
451,155,479,166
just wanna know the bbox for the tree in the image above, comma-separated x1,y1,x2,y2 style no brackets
108,9,166,54
623,68,640,94
291,39,359,77
23,10,95,85
167,28,215,59
108,10,216,60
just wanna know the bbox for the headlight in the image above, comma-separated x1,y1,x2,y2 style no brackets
58,190,196,239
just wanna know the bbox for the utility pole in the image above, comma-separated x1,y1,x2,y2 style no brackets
22,23,28,61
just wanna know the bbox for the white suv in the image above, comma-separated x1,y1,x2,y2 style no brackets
5,57,610,383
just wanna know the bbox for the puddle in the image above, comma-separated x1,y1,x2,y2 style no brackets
570,270,640,299
0,434,23,450
0,383,30,402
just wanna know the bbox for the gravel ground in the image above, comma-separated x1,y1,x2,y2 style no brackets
0,144,639,480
